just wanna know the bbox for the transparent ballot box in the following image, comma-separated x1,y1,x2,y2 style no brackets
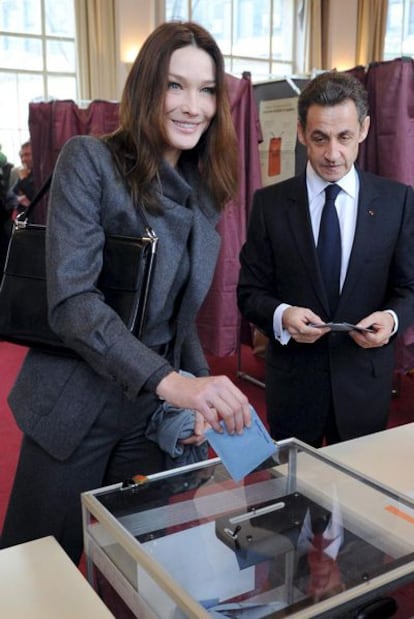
81,438,414,618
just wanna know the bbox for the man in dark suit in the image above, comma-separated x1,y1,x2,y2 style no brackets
237,71,414,448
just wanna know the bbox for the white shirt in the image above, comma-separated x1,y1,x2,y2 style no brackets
273,163,397,343
307,163,358,289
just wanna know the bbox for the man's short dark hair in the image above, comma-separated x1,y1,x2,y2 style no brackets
298,71,369,128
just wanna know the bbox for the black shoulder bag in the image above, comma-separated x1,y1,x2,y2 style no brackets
0,176,158,354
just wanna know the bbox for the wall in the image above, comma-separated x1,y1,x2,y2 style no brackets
326,0,359,71
114,0,159,95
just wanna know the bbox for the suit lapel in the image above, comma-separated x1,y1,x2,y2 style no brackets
286,175,330,314
337,171,380,312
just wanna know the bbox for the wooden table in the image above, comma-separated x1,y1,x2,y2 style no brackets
0,536,114,618
322,422,414,498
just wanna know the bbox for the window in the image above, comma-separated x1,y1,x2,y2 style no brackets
384,0,414,60
164,0,297,82
0,0,76,164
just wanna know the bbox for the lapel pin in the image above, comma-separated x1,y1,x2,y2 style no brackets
368,209,375,216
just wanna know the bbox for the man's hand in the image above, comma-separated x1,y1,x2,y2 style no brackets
282,306,330,343
350,311,395,348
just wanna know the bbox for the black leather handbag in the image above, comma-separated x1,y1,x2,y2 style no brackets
0,176,158,354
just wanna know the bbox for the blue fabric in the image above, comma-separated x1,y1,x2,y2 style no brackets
145,402,208,469
317,183,342,317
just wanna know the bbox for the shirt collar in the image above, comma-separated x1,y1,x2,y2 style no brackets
306,162,358,201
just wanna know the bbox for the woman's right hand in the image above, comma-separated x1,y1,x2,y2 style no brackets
155,372,251,435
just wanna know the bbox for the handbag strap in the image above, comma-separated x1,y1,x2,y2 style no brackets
17,172,157,241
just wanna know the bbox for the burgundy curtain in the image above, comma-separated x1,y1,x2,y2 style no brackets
28,99,119,222
350,58,414,371
352,57,414,187
196,74,262,355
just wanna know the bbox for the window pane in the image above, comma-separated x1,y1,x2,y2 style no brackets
0,36,43,71
404,0,414,53
165,0,189,19
16,73,45,116
47,75,77,100
271,60,294,76
0,0,41,35
0,128,28,168
232,0,271,59
402,36,414,54
0,72,44,160
44,0,75,37
46,39,76,72
272,0,293,61
385,0,403,58
410,0,414,33
192,0,232,55
385,0,414,58
0,73,20,130
228,57,271,81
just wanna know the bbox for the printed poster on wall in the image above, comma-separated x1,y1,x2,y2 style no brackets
259,96,298,186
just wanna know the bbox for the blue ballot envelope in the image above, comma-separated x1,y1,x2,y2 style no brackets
205,406,278,482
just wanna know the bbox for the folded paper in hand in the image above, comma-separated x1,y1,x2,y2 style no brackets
309,322,375,333
205,407,278,482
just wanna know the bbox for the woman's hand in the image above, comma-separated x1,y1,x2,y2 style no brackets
155,372,251,435
180,411,211,445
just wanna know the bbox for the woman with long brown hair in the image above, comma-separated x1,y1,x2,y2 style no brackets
1,21,251,565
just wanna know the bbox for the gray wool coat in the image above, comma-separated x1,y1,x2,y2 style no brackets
8,136,222,460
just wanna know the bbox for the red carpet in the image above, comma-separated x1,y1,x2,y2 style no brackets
0,342,25,530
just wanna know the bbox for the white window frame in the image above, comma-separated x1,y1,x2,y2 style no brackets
0,0,77,163
384,0,414,60
158,0,300,81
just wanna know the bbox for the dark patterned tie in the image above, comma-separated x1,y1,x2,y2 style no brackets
317,184,342,316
